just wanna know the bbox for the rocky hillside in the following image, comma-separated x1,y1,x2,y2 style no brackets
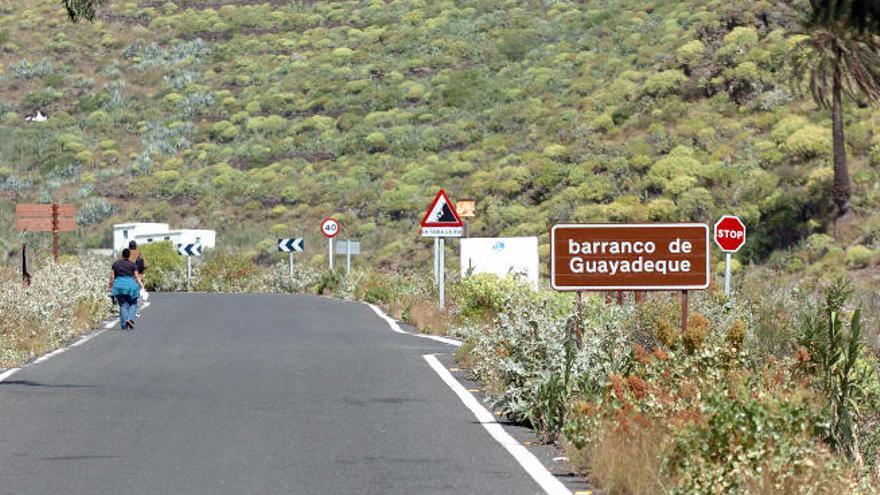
0,0,877,274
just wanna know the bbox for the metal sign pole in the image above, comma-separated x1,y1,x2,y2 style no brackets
433,237,439,284
186,256,192,292
439,237,445,309
346,239,352,276
681,290,689,333
328,238,334,271
724,252,731,296
289,252,294,277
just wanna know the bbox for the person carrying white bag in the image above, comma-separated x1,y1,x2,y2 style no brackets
128,241,150,316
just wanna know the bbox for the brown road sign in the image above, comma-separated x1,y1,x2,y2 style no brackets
56,204,76,217
15,203,77,232
16,204,53,217
15,217,76,232
551,223,710,291
16,203,75,218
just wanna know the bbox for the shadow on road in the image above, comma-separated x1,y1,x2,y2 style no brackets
0,380,96,388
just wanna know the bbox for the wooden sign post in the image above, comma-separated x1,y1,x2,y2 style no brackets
15,203,76,262
21,243,31,286
551,223,710,333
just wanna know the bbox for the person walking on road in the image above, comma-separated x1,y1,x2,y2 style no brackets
128,241,149,315
128,240,148,276
109,248,144,330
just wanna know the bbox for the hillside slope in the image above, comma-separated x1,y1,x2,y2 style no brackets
0,0,877,273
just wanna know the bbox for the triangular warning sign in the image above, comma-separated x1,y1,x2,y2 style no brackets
421,189,464,227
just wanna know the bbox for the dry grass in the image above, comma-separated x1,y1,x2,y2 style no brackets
744,449,863,495
570,420,671,495
453,335,478,368
387,296,409,321
70,298,99,333
408,299,449,335
0,313,49,367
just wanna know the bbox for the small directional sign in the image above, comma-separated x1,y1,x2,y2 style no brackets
177,243,203,256
278,238,304,253
335,240,361,255
421,189,463,237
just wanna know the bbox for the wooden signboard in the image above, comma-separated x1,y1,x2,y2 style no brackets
456,199,476,218
15,204,76,232
16,203,75,218
15,217,76,232
15,203,78,262
550,223,710,291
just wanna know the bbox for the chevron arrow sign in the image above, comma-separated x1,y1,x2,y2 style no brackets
177,243,203,257
278,238,304,252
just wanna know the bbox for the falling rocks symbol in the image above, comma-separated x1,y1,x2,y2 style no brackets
435,202,457,223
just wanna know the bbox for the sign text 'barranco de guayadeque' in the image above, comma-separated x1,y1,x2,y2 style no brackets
551,223,710,291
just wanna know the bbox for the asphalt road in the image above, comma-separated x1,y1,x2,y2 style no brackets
0,293,562,495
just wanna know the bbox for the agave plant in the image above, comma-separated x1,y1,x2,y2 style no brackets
797,278,868,462
62,0,106,22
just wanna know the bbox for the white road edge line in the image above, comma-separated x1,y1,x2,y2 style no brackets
366,303,462,347
0,301,153,383
422,354,571,495
366,303,407,334
0,368,21,382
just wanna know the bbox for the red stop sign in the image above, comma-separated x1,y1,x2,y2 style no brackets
714,215,746,253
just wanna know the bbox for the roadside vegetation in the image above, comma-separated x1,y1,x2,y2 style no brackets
0,256,112,367
394,270,880,494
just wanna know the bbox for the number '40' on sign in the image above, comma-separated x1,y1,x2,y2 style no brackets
321,218,339,238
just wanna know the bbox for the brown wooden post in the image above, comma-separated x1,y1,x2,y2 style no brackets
635,291,645,304
605,291,612,304
51,203,60,262
21,243,31,287
616,290,624,305
681,290,689,333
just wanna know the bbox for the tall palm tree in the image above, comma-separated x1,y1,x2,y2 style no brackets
62,0,106,22
790,1,880,221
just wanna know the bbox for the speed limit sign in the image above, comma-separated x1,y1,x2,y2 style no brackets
321,218,339,238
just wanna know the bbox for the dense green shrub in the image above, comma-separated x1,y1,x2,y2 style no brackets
194,253,262,293
139,241,185,292
642,70,688,97
782,125,832,159
845,245,875,269
455,273,520,323
364,285,392,304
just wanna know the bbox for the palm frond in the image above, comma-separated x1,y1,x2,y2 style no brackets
809,0,880,33
788,26,880,108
